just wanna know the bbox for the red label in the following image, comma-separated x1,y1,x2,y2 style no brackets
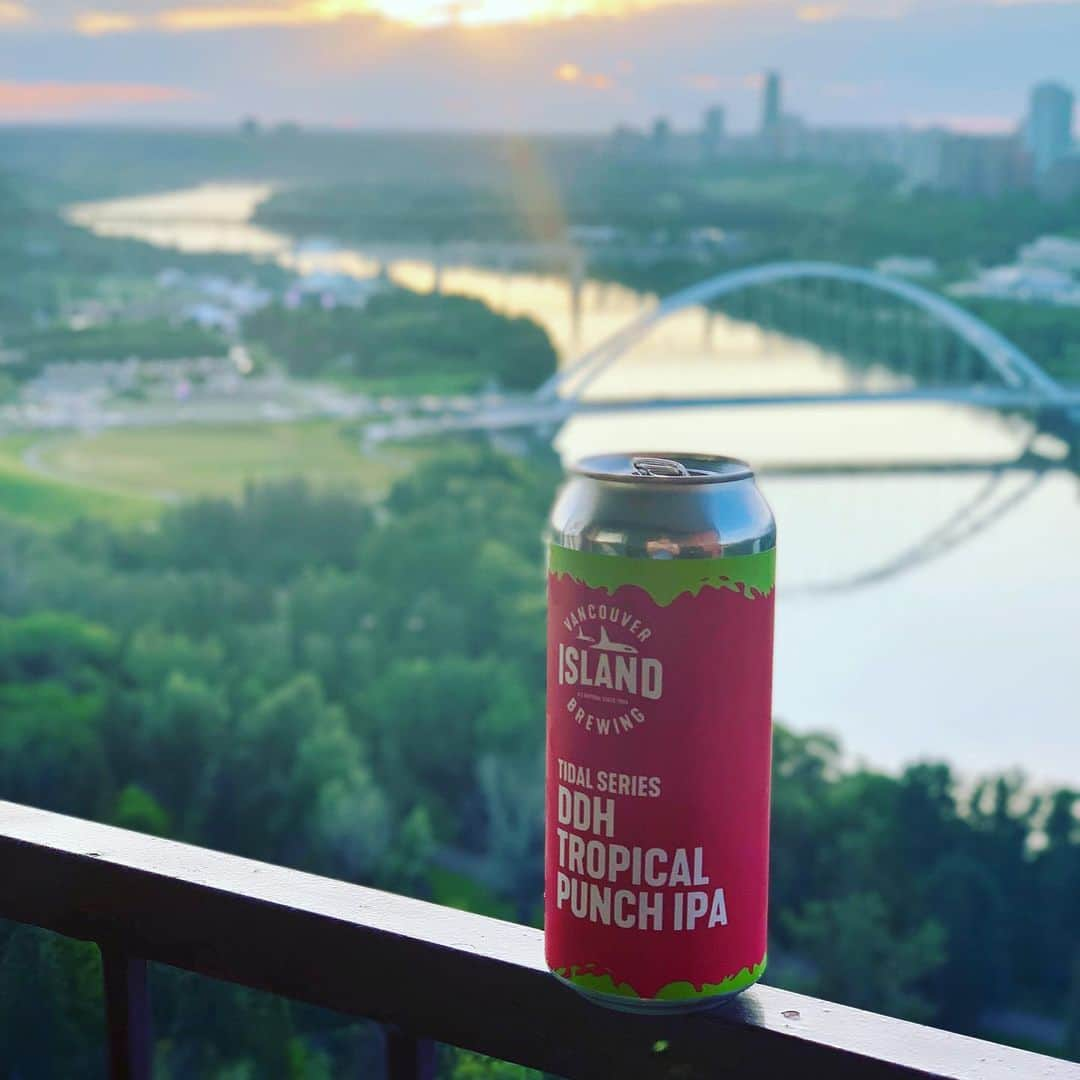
544,545,775,1003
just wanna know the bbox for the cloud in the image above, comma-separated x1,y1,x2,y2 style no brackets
553,60,613,89
0,1,29,23
684,73,722,91
796,0,911,21
0,80,194,118
76,11,140,34
158,3,330,30
72,3,335,34
797,3,844,20
682,73,757,93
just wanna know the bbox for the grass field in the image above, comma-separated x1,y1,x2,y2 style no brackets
2,421,425,527
0,435,153,527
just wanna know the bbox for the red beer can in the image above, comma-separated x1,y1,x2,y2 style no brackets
545,453,776,1012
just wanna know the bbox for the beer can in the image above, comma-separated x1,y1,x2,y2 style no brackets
545,452,776,1012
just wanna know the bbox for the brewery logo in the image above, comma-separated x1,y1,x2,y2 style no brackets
555,603,662,735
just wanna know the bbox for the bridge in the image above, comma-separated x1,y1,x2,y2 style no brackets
366,260,1080,444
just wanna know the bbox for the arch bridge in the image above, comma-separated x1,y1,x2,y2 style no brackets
539,260,1071,409
366,260,1080,442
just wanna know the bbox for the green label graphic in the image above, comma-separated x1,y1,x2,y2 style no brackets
548,545,775,606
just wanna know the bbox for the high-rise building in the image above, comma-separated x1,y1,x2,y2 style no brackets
935,133,1032,198
701,106,726,159
650,116,672,157
1024,82,1074,175
761,71,782,136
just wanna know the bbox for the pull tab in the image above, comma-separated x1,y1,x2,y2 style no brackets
631,456,690,478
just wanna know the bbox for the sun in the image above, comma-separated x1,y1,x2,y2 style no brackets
322,0,684,28
336,0,594,27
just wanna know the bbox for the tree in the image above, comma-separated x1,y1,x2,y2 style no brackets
782,892,945,1022
968,773,1041,991
305,718,391,881
1033,790,1080,999
364,657,534,842
380,805,436,896
769,726,842,912
124,626,225,691
922,855,1009,1028
449,1049,543,1079
476,752,543,914
1046,790,1078,851
223,673,390,877
155,973,301,1077
0,611,116,690
893,762,961,874
243,288,557,391
148,480,373,584
0,927,103,1078
111,783,172,837
1066,949,1080,1062
132,671,229,832
0,683,110,817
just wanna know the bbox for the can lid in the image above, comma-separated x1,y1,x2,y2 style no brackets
572,453,753,485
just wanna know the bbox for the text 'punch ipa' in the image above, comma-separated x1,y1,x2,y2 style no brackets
545,453,776,1012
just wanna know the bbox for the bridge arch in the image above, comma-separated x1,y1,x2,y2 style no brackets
538,261,1067,404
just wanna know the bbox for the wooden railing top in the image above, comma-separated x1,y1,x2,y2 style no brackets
0,800,1075,1080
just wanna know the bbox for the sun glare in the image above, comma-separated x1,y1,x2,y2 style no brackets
72,0,717,35
329,0,703,27
323,0,649,28
0,1,28,22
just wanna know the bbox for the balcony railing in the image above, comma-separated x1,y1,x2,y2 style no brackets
0,798,1074,1080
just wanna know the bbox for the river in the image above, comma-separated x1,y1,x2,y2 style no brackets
68,183,1080,784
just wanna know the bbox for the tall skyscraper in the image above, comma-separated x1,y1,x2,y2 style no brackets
761,71,782,136
702,105,726,159
1025,82,1075,175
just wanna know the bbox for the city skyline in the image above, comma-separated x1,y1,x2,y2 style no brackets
1,0,1080,131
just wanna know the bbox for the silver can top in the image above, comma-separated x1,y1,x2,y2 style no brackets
572,453,754,486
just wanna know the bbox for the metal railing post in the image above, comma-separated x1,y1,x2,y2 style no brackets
100,946,153,1080
385,1025,437,1080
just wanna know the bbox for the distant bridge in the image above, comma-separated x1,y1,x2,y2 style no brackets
538,260,1071,405
367,260,1080,444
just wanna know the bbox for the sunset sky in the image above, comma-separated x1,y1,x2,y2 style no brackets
0,1,1078,131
